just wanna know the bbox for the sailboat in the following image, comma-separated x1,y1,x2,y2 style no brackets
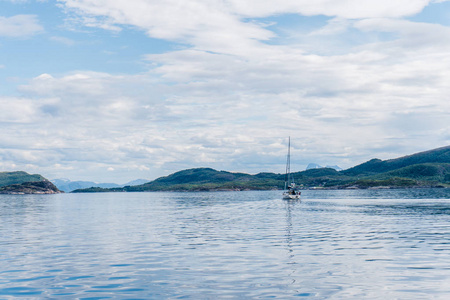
282,137,301,200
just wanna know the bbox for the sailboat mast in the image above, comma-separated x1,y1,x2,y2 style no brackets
282,136,301,199
285,137,291,189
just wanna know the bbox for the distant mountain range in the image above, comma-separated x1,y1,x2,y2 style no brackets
306,163,342,171
2,146,449,194
73,145,450,192
51,178,149,192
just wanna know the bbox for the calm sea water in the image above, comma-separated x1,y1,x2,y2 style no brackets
1,189,450,299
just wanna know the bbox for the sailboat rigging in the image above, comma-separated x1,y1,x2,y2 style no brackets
283,137,301,200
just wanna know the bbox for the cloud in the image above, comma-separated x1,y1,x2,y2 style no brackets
60,0,273,58
59,0,435,55
309,17,352,36
60,0,432,32
3,0,29,3
0,14,44,37
50,36,76,46
355,18,450,49
13,33,450,179
0,96,42,123
230,0,431,18
2,0,449,181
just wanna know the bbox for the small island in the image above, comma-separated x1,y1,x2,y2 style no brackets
0,180,61,194
0,172,62,194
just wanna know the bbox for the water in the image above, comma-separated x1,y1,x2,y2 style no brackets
1,189,450,299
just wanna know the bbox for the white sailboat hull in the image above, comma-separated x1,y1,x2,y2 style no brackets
282,192,300,200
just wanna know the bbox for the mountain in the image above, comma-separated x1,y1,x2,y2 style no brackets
326,165,343,171
306,163,342,171
343,146,450,176
0,171,46,187
52,178,150,192
123,179,150,186
51,179,121,192
124,168,281,191
73,168,282,192
72,146,450,192
336,146,450,188
148,168,252,185
306,163,322,170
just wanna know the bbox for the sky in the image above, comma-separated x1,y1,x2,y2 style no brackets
1,0,450,183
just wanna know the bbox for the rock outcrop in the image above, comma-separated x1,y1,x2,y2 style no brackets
0,180,62,194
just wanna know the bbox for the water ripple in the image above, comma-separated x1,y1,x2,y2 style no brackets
1,190,450,298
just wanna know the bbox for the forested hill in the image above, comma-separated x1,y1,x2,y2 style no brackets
73,146,450,192
343,146,450,176
0,171,46,187
118,168,283,192
0,171,62,194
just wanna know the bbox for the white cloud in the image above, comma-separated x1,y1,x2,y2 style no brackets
0,15,43,37
12,33,450,179
1,0,449,181
355,18,450,49
309,17,352,36
228,0,431,19
60,0,273,58
60,0,432,30
3,0,29,3
50,35,76,45
58,0,436,56
0,97,39,123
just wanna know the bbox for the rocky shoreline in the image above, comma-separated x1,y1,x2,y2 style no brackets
0,180,63,194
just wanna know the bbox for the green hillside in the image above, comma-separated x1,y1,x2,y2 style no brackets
72,146,450,192
337,146,450,188
149,168,254,185
124,168,282,191
343,146,450,176
0,171,46,187
367,163,450,186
